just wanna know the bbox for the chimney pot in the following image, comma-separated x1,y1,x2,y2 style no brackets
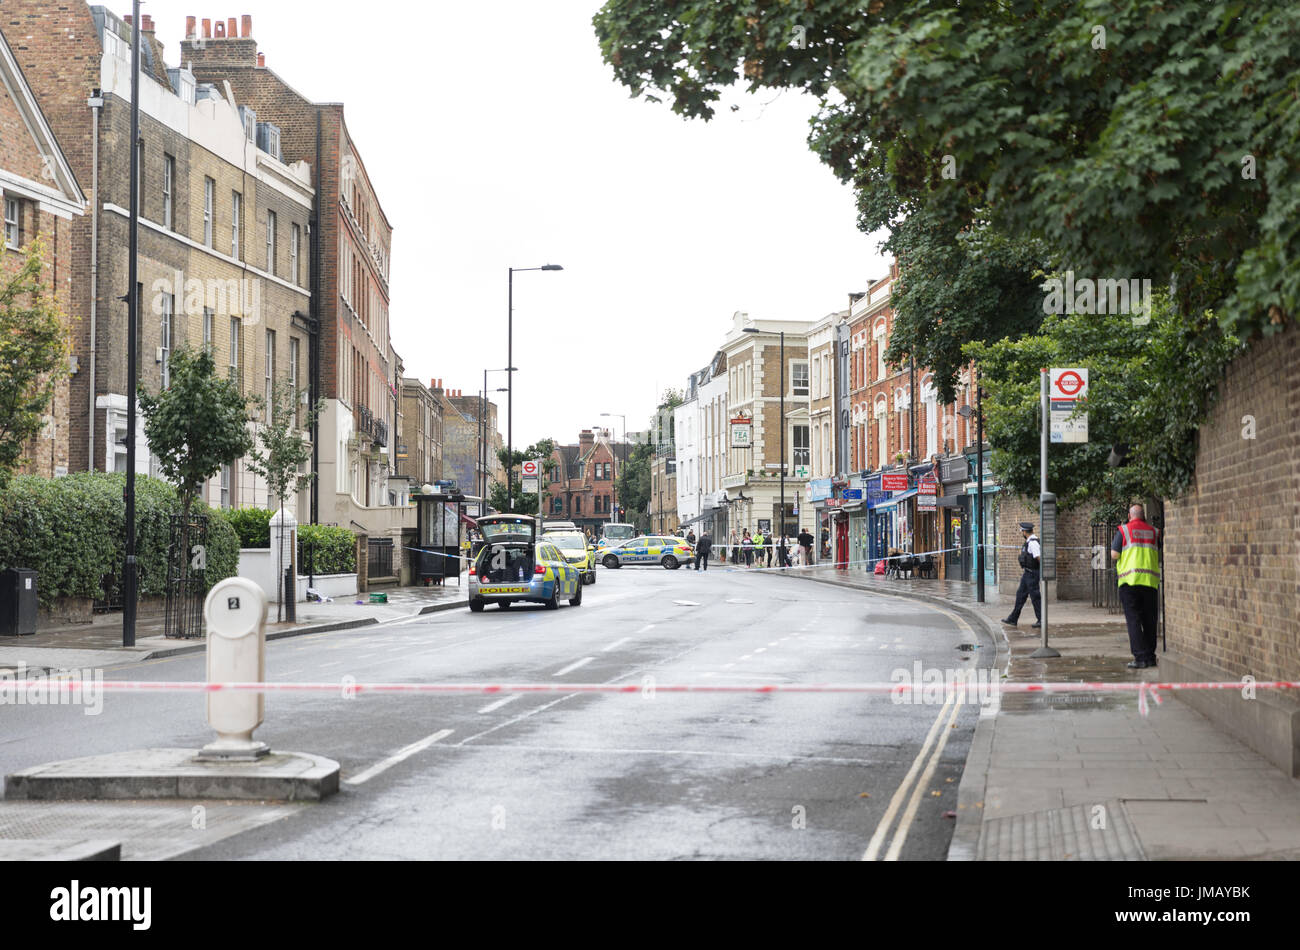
142,14,154,31
257,52,265,67
227,17,238,38
186,16,196,38
123,14,132,25
242,14,252,37
202,18,212,38
214,21,226,38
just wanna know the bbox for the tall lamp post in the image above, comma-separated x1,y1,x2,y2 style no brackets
742,327,784,548
600,412,625,523
507,265,563,511
122,0,142,647
481,368,512,501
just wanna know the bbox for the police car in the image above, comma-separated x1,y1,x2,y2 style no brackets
599,535,695,570
468,515,583,612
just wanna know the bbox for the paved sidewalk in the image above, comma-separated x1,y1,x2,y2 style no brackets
2,580,469,672
779,565,1300,860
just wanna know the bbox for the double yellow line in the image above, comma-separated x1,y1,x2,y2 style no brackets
862,692,964,861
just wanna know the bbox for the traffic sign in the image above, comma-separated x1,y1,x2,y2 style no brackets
521,476,539,494
1049,368,1089,443
1049,368,1088,401
521,459,541,478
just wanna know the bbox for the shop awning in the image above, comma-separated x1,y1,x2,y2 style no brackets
873,489,918,509
677,511,715,528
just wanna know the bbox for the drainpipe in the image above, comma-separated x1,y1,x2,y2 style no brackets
88,92,103,470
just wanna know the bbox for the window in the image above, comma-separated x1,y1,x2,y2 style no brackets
266,210,277,274
793,425,810,468
3,198,18,249
875,327,887,380
203,177,215,247
160,295,174,388
103,29,129,61
112,414,128,473
291,224,300,286
264,330,276,423
202,308,214,354
574,496,582,515
219,464,231,509
162,154,175,230
289,337,300,427
792,361,809,396
876,405,887,470
231,192,241,258
229,317,241,389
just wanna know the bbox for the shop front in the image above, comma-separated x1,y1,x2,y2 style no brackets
808,479,833,564
938,455,971,580
964,449,999,588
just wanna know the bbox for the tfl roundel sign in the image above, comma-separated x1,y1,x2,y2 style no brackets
521,459,540,478
1049,368,1089,401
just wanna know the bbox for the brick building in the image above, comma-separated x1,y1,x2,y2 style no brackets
396,377,442,487
0,27,86,480
547,429,618,535
4,5,312,515
433,382,501,498
178,15,406,557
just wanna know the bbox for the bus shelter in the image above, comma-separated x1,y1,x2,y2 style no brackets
413,490,482,586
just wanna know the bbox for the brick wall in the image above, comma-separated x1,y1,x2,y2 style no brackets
996,492,1096,601
1165,323,1300,682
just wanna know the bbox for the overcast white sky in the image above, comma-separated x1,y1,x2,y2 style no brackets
141,0,889,446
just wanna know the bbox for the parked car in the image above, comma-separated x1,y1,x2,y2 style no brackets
468,515,583,612
543,528,597,585
600,535,694,570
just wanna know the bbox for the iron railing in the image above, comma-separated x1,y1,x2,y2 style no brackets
164,513,209,639
1091,522,1120,613
368,537,394,578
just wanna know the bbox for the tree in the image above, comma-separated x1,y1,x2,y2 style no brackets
0,241,69,486
616,439,653,527
247,378,325,621
595,1,1298,337
493,438,557,515
966,294,1243,513
140,346,252,635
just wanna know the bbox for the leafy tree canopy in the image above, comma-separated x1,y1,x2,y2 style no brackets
966,294,1243,511
139,346,253,516
0,241,69,486
595,1,1299,339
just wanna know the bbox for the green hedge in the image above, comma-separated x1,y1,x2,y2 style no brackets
227,507,272,548
297,524,356,575
0,473,238,609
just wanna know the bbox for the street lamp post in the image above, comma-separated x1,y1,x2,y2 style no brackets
507,265,562,512
600,412,625,523
122,0,142,648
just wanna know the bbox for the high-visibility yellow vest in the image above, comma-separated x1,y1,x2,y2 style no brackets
1116,519,1161,588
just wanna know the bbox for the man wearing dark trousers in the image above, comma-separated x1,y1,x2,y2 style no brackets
1112,504,1161,668
1002,521,1042,628
695,533,712,571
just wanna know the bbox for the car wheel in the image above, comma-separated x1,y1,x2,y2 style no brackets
570,581,583,607
469,598,485,613
603,555,620,569
662,555,678,570
587,572,596,585
545,586,560,610
498,601,511,610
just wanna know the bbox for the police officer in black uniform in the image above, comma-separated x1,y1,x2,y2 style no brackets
1002,521,1042,628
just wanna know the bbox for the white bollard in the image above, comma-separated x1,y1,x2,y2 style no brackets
199,577,269,761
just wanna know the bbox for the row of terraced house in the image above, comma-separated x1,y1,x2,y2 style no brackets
1,5,501,588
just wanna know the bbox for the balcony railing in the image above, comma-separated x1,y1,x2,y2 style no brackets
356,406,387,447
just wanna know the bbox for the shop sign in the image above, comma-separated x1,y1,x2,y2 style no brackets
841,489,863,500
881,472,909,492
940,456,969,483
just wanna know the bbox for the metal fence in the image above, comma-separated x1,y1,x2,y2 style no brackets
1091,522,1121,613
368,537,394,578
164,514,208,639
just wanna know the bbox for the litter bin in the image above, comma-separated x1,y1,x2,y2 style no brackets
0,568,37,637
